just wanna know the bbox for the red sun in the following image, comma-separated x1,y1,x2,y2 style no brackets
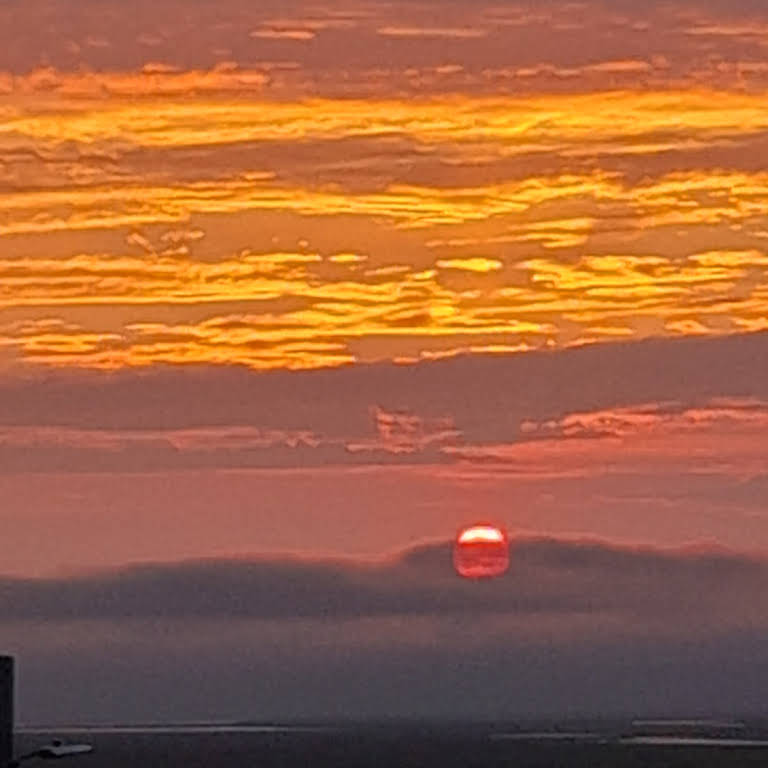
453,524,510,579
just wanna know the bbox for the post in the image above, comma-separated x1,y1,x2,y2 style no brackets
0,656,12,767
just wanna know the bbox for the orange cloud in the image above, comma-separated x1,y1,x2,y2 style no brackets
250,28,317,41
377,26,488,39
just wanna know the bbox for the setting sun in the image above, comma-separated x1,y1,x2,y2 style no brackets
454,525,510,579
457,525,506,545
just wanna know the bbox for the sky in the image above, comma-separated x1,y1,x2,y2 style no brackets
3,0,768,724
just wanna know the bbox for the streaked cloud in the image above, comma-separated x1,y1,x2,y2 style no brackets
249,27,317,41
436,258,502,273
377,26,488,39
2,238,767,367
5,91,768,149
3,70,768,369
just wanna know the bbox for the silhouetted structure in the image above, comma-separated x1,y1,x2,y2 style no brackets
0,657,12,768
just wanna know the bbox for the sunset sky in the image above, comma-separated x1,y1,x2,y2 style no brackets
4,0,768,724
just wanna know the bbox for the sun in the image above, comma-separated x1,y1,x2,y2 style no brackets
453,524,510,579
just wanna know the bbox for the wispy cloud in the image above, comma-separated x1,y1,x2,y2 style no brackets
249,28,317,41
377,26,488,39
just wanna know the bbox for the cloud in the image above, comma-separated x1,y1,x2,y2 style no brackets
584,60,653,74
249,28,317,41
7,535,768,723
0,536,764,626
1,330,766,432
436,257,502,273
3,394,768,475
4,166,768,369
377,26,488,39
5,78,768,371
8,91,768,152
518,399,768,441
4,0,768,102
3,64,270,99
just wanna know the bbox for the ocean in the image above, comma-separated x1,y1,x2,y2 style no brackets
14,723,768,768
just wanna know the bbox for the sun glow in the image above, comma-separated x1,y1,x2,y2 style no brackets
457,525,506,544
454,525,510,579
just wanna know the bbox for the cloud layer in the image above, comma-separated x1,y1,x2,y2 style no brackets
2,332,768,578
6,535,768,723
2,536,765,625
2,1,768,369
1,331,767,470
